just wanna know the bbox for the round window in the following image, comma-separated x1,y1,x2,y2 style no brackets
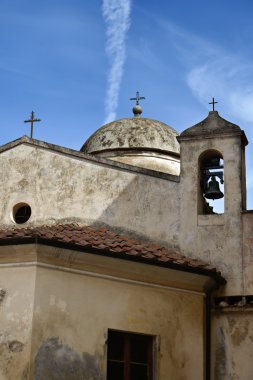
13,203,32,224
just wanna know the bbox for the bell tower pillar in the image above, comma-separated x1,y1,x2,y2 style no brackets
177,110,248,295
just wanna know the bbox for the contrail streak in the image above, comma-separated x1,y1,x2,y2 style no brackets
102,0,131,123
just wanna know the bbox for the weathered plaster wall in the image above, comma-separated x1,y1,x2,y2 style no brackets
212,311,253,380
96,151,180,175
0,260,36,380
0,144,179,246
242,211,253,293
30,264,204,380
179,136,244,294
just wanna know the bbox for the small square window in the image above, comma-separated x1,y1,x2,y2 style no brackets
107,330,153,380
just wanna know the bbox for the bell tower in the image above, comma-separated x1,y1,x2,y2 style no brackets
177,110,248,294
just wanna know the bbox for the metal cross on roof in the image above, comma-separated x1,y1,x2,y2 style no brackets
209,97,218,111
130,91,145,105
24,111,41,139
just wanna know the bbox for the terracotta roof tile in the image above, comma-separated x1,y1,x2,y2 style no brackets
0,223,220,275
158,256,173,263
127,249,139,255
142,253,155,260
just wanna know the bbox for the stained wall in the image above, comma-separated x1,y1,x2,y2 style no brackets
30,262,205,380
0,245,36,380
0,143,179,247
212,311,253,380
0,243,206,380
242,211,253,293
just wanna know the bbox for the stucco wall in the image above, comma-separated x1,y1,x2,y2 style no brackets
96,151,180,175
30,265,205,380
242,211,253,294
212,310,253,380
0,143,180,247
179,136,244,295
0,241,209,380
0,261,36,380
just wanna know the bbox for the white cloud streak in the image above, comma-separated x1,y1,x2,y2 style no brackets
187,58,253,124
102,0,131,123
158,19,253,126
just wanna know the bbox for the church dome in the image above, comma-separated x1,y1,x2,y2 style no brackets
81,117,180,155
81,117,180,176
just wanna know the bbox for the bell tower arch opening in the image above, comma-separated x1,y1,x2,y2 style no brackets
198,150,224,215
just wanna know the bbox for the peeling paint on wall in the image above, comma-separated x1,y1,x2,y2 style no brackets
213,312,253,380
8,339,24,352
0,288,6,303
215,327,226,379
34,337,104,380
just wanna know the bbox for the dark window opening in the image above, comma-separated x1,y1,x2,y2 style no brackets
13,204,31,224
107,330,153,380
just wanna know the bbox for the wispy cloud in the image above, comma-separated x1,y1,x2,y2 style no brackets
158,19,253,125
187,57,253,124
156,17,253,207
158,19,219,60
102,0,131,123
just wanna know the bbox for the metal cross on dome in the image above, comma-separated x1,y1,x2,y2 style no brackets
209,97,218,111
24,111,41,139
130,91,145,105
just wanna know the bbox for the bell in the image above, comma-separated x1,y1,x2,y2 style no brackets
204,176,224,200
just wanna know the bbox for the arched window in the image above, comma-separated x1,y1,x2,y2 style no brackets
198,150,224,215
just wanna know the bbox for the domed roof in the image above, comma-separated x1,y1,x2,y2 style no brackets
81,117,180,155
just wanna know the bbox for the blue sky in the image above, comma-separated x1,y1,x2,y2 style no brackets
0,0,252,208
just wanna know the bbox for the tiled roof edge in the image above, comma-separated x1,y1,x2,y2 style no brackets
0,224,225,284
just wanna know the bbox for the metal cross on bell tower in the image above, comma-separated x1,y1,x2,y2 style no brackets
209,97,218,111
24,111,41,138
